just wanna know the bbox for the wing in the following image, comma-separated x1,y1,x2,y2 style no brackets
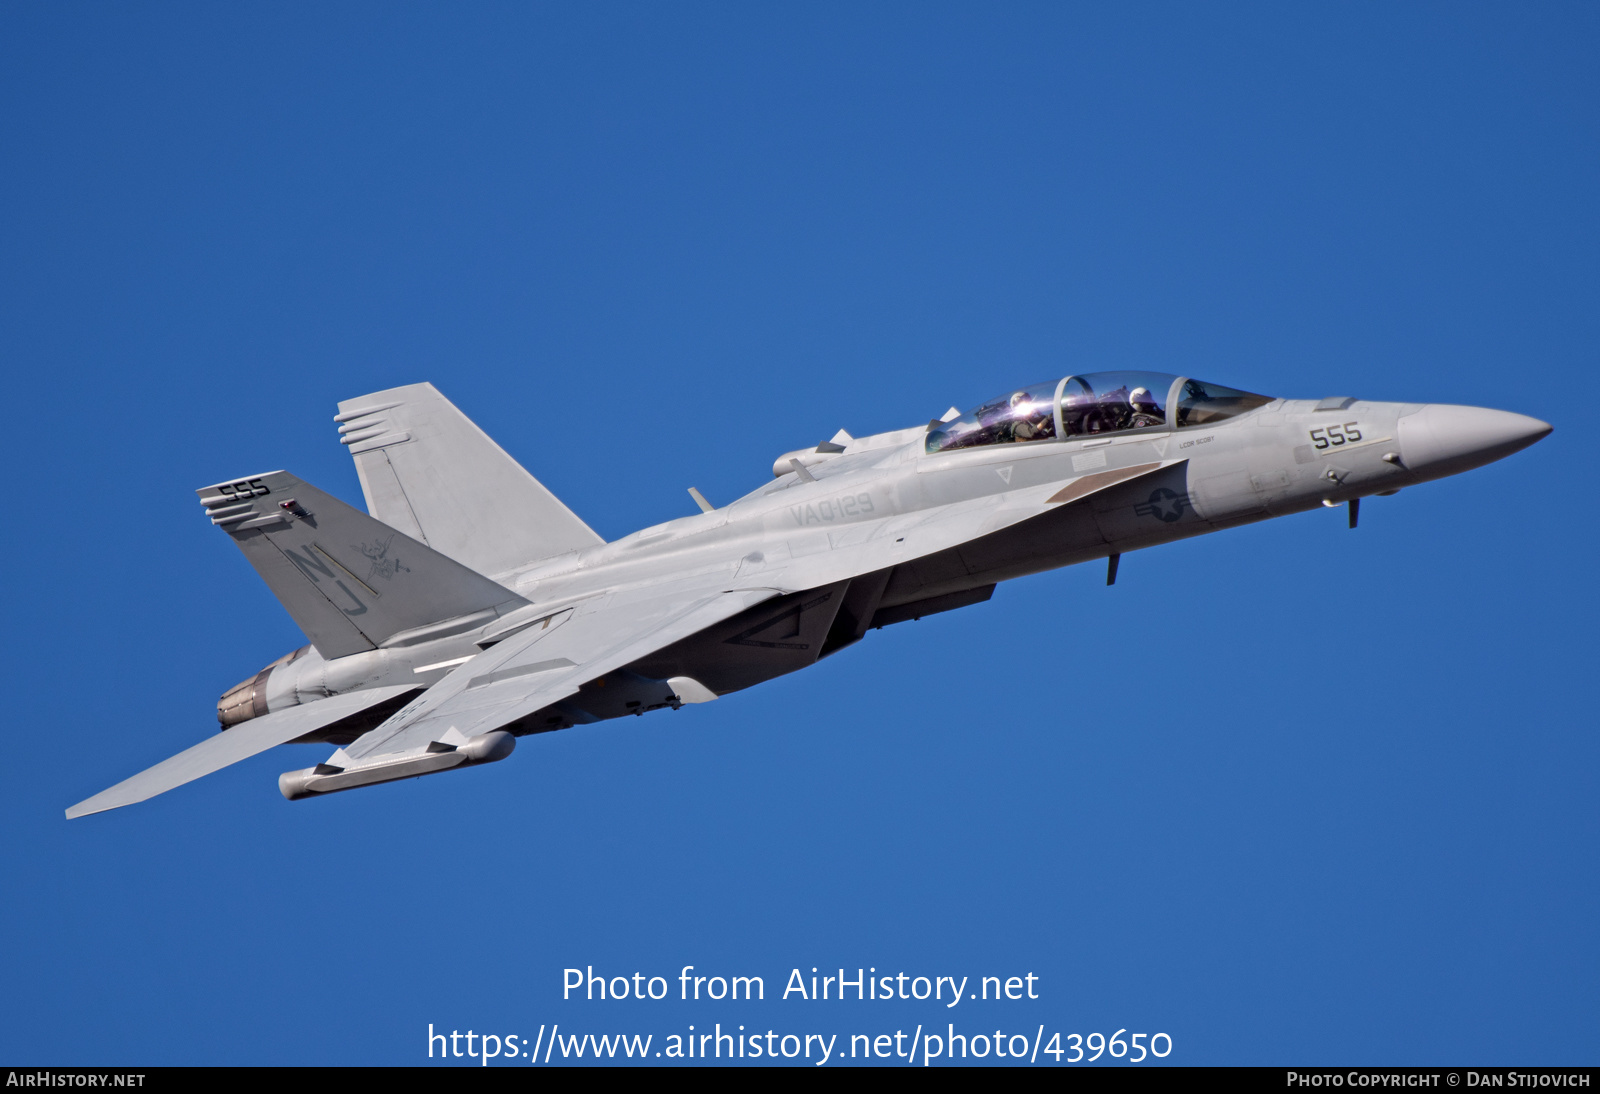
66,684,421,818
291,573,780,790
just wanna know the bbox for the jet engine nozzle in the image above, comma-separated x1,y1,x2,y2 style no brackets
216,646,310,729
1398,405,1551,481
217,673,268,729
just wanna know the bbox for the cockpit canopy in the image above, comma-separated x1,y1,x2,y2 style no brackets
925,372,1272,454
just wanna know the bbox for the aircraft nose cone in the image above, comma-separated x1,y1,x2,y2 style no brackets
1398,404,1551,477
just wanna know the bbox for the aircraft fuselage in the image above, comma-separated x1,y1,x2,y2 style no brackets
249,395,1548,733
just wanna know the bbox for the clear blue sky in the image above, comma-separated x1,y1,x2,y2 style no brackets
1,1,1594,1066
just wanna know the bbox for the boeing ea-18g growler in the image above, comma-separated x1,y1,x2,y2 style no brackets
68,373,1549,817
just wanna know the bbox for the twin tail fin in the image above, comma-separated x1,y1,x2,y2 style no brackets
199,470,527,660
335,382,603,579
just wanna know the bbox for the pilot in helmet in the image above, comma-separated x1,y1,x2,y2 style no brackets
1129,386,1162,428
1007,390,1051,442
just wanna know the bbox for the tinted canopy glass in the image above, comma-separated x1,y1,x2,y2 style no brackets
1174,378,1273,427
925,372,1274,454
925,380,1060,453
927,371,1177,453
1058,371,1175,438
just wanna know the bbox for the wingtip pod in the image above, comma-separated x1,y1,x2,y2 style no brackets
278,730,515,801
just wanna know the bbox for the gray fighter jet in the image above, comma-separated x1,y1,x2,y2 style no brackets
67,374,1549,817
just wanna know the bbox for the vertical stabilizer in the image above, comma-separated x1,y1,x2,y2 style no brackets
335,383,604,578
198,471,526,659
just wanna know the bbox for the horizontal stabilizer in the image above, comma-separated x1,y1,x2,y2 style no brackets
66,685,421,818
198,471,527,659
336,383,604,577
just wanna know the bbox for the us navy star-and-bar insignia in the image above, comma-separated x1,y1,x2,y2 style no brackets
1135,488,1191,523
